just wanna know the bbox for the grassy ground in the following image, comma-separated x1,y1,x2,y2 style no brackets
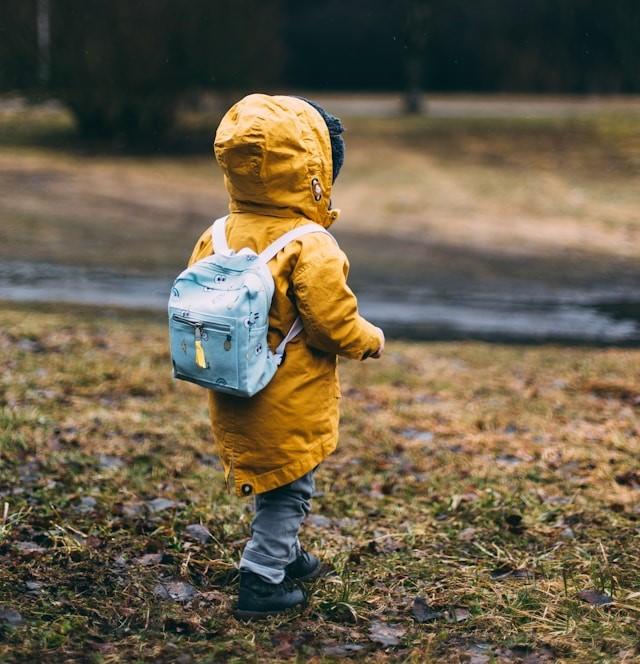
1,303,639,662
0,97,638,279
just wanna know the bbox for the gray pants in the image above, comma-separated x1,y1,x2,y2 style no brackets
239,470,315,584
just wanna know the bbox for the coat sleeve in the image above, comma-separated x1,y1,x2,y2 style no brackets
292,235,382,360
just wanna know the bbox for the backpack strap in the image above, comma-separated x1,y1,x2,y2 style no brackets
211,215,231,255
259,223,336,365
259,223,333,263
273,317,304,366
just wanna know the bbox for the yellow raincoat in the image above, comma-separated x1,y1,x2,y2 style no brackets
189,94,382,496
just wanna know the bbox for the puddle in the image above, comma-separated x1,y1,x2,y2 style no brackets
357,287,640,344
0,260,638,345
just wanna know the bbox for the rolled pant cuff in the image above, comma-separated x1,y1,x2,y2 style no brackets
239,559,285,584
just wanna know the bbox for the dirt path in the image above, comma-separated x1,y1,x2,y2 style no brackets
305,92,640,118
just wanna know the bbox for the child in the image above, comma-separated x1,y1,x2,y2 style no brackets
188,94,384,619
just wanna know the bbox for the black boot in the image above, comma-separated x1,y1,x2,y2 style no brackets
234,571,305,620
285,549,331,582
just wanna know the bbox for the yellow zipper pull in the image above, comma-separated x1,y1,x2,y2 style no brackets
194,326,207,368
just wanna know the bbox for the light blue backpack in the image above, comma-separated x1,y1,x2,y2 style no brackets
168,215,332,397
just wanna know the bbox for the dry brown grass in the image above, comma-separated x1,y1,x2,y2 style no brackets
1,303,639,661
0,100,638,274
338,114,640,259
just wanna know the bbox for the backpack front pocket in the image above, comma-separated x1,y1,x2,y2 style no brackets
170,313,239,390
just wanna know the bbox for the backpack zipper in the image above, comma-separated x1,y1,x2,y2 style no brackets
171,313,231,334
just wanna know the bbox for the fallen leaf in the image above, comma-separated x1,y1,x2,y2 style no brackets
367,484,385,500
164,617,201,634
199,590,226,603
196,453,222,468
505,645,556,662
322,643,366,657
74,496,97,513
121,502,144,518
17,463,41,484
0,606,23,626
368,534,402,554
25,580,43,593
271,631,296,658
400,429,434,443
451,492,479,510
368,620,405,647
411,597,442,623
465,642,493,664
458,527,477,541
504,422,522,433
495,454,523,466
493,565,515,579
15,541,46,555
146,498,176,513
113,555,128,567
97,455,124,470
135,553,163,566
184,524,212,544
447,607,471,623
468,655,490,664
577,589,613,606
490,564,531,581
306,514,332,528
544,495,572,506
271,630,313,657
17,338,44,353
153,580,197,602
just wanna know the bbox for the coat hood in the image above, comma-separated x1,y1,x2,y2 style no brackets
214,94,339,228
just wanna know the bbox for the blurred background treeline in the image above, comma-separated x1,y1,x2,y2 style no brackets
0,1,638,343
1,0,639,140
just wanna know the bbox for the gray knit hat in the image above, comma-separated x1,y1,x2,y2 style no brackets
297,97,345,183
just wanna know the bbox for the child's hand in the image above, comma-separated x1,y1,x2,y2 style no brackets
371,327,385,359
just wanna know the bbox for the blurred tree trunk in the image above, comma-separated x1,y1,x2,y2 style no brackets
46,0,284,145
36,0,50,84
403,0,430,114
